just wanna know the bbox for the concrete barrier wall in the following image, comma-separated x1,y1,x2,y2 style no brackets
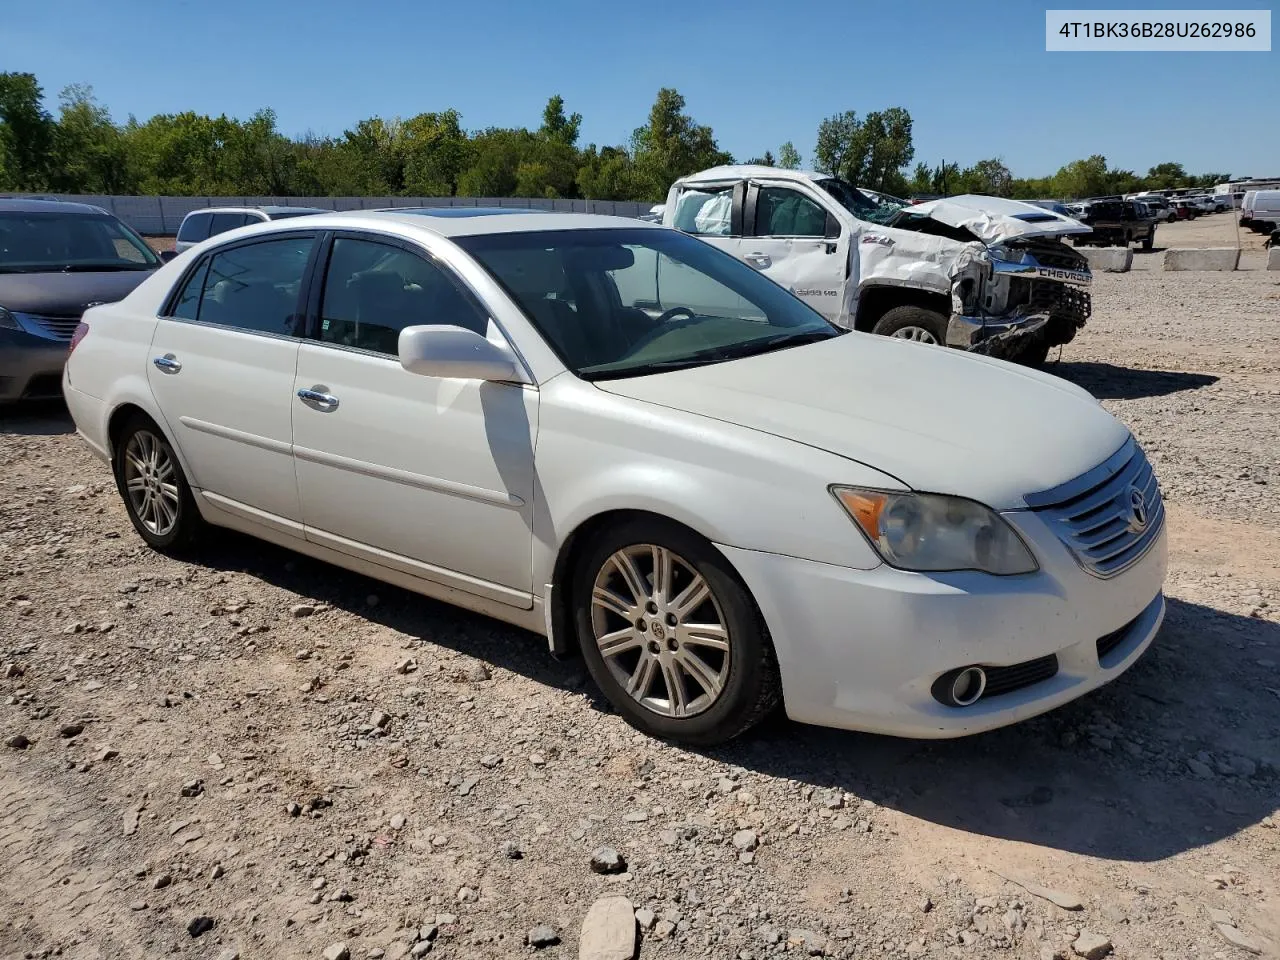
1081,247,1133,273
0,193,655,234
1268,247,1280,271
1163,248,1240,271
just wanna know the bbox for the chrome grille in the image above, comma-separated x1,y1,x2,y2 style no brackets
1030,440,1164,578
24,314,82,341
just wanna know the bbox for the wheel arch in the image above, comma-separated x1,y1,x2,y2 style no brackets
855,284,950,333
546,508,747,658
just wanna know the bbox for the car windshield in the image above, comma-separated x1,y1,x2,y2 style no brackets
815,178,906,225
457,227,842,381
0,211,159,272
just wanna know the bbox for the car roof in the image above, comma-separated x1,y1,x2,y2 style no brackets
0,197,111,215
675,165,829,186
206,209,659,240
184,205,332,217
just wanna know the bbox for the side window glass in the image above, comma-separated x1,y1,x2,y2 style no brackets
177,213,211,243
756,187,827,238
671,187,734,236
209,212,249,237
318,237,488,356
197,237,314,336
170,259,210,320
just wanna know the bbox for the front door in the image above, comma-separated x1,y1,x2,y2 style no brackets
147,233,317,532
740,185,848,322
290,233,537,608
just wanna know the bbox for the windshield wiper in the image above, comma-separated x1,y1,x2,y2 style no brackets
713,328,841,361
58,262,154,272
582,354,733,380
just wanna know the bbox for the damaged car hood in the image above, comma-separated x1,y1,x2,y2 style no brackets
894,195,1092,243
595,333,1128,510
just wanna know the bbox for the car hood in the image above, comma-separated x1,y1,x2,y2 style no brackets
594,333,1129,510
897,194,1091,243
0,269,156,316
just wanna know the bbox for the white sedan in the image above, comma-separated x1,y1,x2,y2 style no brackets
62,209,1167,745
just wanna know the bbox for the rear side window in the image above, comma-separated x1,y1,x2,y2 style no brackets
177,213,212,243
209,212,250,237
176,236,315,335
316,237,488,355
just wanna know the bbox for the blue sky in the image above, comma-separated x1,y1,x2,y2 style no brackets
2,0,1275,179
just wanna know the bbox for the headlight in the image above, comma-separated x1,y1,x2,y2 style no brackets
989,244,1031,265
831,487,1038,575
0,306,20,330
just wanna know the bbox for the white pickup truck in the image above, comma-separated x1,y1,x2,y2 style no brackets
662,166,1094,366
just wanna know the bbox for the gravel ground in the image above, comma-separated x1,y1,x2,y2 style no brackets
2,269,1278,960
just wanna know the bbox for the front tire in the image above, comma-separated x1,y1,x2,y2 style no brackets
572,518,780,746
872,305,949,346
113,415,204,552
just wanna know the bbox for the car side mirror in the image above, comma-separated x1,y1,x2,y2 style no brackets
398,325,526,382
159,249,178,263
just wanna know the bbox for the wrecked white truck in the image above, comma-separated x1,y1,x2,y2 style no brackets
662,166,1093,366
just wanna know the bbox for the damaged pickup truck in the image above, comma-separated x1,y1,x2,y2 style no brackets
663,166,1093,366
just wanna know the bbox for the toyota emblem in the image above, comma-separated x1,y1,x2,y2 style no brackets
1127,486,1149,533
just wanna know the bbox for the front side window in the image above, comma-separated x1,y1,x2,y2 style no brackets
755,187,827,237
459,228,840,380
817,178,903,226
317,237,488,356
0,212,159,272
189,236,314,335
671,187,734,236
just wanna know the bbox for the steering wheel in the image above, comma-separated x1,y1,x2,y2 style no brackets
655,305,696,325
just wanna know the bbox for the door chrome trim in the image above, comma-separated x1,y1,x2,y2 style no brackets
178,416,292,456
292,444,525,508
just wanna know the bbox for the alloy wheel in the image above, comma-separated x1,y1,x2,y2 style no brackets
891,325,940,344
122,430,180,537
590,544,731,719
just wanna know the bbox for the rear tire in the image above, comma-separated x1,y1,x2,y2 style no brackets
112,415,204,553
571,517,781,746
1141,232,1153,251
871,305,949,346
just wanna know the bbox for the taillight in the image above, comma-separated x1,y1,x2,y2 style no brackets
69,322,89,355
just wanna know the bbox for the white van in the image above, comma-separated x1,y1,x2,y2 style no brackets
1244,190,1280,232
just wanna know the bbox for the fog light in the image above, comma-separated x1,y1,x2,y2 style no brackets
932,666,987,707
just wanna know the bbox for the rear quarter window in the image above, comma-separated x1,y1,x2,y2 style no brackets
177,213,212,243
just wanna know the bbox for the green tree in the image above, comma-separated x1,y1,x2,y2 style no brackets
402,109,470,195
956,157,1013,197
630,88,732,201
577,144,640,200
1051,154,1111,199
777,141,801,169
51,84,132,193
539,95,582,147
814,107,914,190
0,72,56,189
1145,162,1187,190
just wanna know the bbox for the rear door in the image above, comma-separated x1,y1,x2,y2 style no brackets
740,183,847,322
147,232,320,534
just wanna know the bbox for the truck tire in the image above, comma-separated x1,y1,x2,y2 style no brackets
872,306,949,346
1142,232,1153,251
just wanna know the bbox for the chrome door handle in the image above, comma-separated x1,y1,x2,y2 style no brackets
745,253,771,268
297,388,339,410
152,355,182,373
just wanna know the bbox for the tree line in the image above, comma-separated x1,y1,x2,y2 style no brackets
0,72,1229,203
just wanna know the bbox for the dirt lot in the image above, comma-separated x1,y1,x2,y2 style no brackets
3,269,1279,960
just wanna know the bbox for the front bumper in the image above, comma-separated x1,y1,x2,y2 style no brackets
947,256,1092,355
718,508,1167,739
1,327,71,401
